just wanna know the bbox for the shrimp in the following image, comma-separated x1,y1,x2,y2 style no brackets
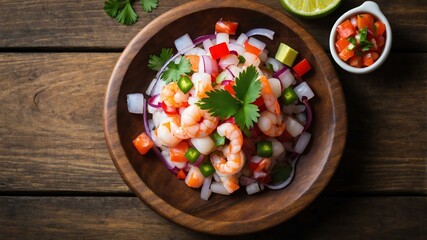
160,82,189,108
154,116,183,147
258,110,286,137
192,72,214,99
185,166,204,188
216,123,243,154
259,76,280,115
181,105,218,138
219,175,240,193
210,150,245,176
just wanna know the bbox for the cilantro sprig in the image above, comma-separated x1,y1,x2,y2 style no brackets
104,0,159,25
197,66,262,129
161,57,192,83
148,48,173,71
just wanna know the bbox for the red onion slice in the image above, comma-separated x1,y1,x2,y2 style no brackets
147,94,162,108
246,28,275,40
302,97,312,130
193,34,216,45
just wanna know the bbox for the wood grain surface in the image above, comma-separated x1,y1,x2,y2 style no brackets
0,0,425,51
0,0,425,238
0,196,425,239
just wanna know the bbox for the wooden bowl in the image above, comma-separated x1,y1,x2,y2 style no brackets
103,0,347,235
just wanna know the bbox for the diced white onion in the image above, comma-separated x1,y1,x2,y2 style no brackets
277,69,295,89
218,54,239,69
268,78,282,99
265,57,285,72
210,182,230,195
216,33,229,45
267,137,285,160
246,28,275,40
174,33,195,52
145,78,156,95
161,150,176,169
246,182,262,195
191,137,215,155
127,93,145,114
203,39,214,53
294,82,315,101
253,170,267,178
213,172,221,182
285,116,304,137
295,112,306,125
248,37,266,52
148,119,155,130
235,33,248,46
259,49,269,62
228,43,245,56
282,103,295,115
226,65,242,77
174,161,187,169
239,175,256,186
242,52,260,67
293,104,306,113
187,96,199,105
185,47,206,56
294,131,312,154
200,175,213,200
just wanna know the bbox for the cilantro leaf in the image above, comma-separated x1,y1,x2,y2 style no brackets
196,90,241,119
141,0,158,12
104,0,138,26
148,48,173,71
161,57,192,83
347,37,357,45
234,66,261,104
234,103,260,129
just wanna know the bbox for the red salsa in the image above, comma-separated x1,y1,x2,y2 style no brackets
335,13,386,68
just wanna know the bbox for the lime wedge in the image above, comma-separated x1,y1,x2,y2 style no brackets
280,0,341,18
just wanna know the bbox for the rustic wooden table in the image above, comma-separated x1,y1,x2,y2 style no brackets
0,0,425,239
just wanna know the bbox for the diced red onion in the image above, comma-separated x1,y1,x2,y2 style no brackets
127,93,145,114
272,65,288,78
302,97,312,130
246,182,263,195
246,28,275,40
221,80,233,86
294,82,314,101
193,34,216,45
192,154,205,168
200,175,213,200
239,175,257,186
229,50,238,56
147,94,162,108
218,54,239,69
294,131,311,154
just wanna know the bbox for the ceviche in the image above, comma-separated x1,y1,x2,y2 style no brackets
127,20,315,200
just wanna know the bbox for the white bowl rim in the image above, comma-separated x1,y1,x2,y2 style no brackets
329,1,392,74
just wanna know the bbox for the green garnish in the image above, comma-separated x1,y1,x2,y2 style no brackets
161,56,192,83
271,163,293,184
347,37,357,45
148,48,173,71
104,0,159,25
141,0,158,13
238,55,246,64
358,27,374,52
197,66,262,129
266,63,274,72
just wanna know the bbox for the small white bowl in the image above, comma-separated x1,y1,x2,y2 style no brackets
329,1,392,74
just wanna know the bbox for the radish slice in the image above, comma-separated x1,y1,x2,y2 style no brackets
127,93,145,114
246,28,275,40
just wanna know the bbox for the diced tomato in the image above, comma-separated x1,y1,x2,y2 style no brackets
335,38,351,53
170,141,188,162
176,169,187,180
253,96,264,107
357,13,374,31
363,52,375,66
215,20,238,35
133,132,154,155
224,84,235,95
337,19,355,38
209,42,230,60
374,21,386,36
249,161,259,171
244,41,262,56
349,55,362,68
161,102,178,115
292,59,312,78
339,48,355,61
185,55,200,72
